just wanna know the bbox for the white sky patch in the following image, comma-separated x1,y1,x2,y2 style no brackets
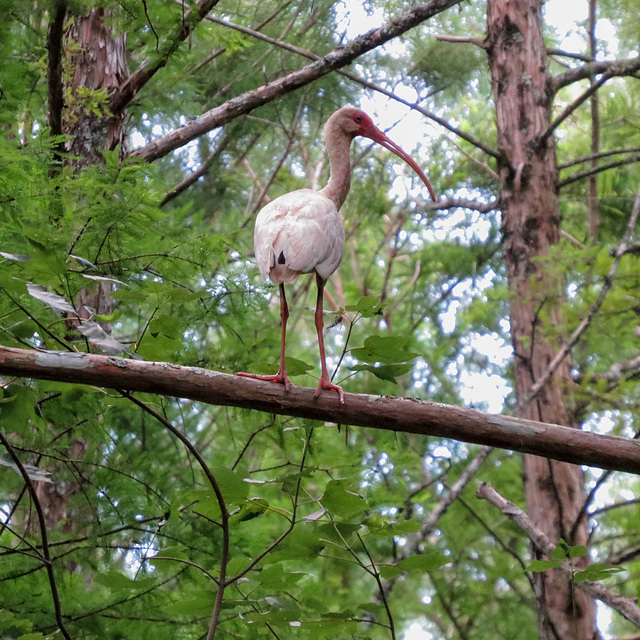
469,332,512,366
544,0,588,52
459,370,511,413
403,621,433,640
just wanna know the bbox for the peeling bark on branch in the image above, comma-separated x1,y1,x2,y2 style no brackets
1,345,640,474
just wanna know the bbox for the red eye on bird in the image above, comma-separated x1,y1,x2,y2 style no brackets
237,107,436,403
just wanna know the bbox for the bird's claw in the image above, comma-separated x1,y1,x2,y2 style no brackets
314,378,344,404
236,371,293,391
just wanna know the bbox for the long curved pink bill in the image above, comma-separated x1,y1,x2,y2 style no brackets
371,132,436,202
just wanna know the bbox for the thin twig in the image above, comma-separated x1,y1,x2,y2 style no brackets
434,33,485,47
0,431,73,640
357,532,396,640
225,430,312,586
521,179,640,408
542,73,611,142
476,481,640,627
558,146,640,170
558,154,640,189
120,392,229,640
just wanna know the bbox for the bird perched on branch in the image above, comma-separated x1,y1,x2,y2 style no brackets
238,106,436,402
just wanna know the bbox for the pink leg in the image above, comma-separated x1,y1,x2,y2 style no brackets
313,274,344,404
237,283,292,391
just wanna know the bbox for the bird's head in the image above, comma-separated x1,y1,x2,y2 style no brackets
325,106,436,202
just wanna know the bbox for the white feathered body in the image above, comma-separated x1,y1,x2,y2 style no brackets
254,189,346,285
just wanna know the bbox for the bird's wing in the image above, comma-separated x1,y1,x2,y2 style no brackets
254,190,345,284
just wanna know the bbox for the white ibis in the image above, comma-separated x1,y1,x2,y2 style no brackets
238,106,436,403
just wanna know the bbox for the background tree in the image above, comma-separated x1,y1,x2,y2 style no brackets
1,0,640,639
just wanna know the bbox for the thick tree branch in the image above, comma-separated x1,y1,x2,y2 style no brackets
110,0,222,113
130,0,463,163
208,14,497,158
477,482,640,628
2,346,640,474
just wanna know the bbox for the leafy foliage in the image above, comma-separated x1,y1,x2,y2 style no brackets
1,1,640,639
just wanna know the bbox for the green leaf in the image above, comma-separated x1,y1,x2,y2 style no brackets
350,362,414,382
397,551,447,572
164,589,216,616
231,497,269,522
526,559,562,572
94,571,156,592
379,564,402,579
209,466,250,507
149,314,183,340
284,356,314,376
321,479,367,518
345,295,384,317
551,539,570,560
135,333,179,361
574,563,624,582
351,334,418,364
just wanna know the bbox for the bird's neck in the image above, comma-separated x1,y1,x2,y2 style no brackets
319,129,353,211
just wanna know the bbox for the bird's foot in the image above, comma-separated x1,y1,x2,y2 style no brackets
314,375,344,404
237,371,293,392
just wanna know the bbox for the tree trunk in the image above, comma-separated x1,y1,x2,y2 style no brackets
486,0,597,637
36,7,129,529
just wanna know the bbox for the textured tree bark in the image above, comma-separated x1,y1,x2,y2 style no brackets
486,0,598,637
1,345,640,473
63,9,128,168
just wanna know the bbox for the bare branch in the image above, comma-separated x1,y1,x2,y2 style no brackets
434,34,485,48
558,154,640,189
420,445,493,536
558,146,640,170
423,197,499,213
2,346,640,473
160,130,233,207
542,72,611,141
131,0,464,163
476,482,640,628
576,353,640,385
553,56,640,93
547,48,592,63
